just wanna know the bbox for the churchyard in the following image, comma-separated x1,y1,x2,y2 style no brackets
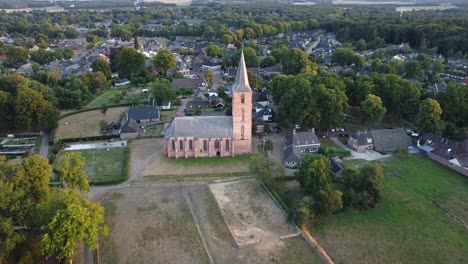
55,106,129,141
98,180,322,264
292,154,468,263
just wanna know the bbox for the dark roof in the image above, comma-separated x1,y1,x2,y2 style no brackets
165,116,232,138
350,131,373,146
172,78,204,90
252,92,268,104
330,158,343,174
127,106,160,121
371,128,412,152
419,133,463,160
284,145,301,164
286,131,320,148
254,107,272,118
185,99,211,112
120,119,139,133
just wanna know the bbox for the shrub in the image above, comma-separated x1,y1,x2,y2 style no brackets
99,120,108,129
289,203,315,228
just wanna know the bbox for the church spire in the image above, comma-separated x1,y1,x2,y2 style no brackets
232,50,252,93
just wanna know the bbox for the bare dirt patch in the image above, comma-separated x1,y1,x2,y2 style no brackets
209,179,297,249
100,187,208,264
55,107,129,141
128,138,162,173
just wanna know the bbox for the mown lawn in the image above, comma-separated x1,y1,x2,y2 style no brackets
58,147,129,184
309,154,468,264
168,154,252,166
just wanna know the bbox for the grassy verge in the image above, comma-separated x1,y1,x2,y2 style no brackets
308,154,468,263
160,110,176,122
168,154,252,166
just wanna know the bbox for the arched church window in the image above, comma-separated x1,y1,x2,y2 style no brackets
189,139,193,150
203,140,208,151
171,139,175,151
241,94,245,104
241,125,245,140
179,140,184,151
214,139,220,150
225,139,230,151
241,108,245,122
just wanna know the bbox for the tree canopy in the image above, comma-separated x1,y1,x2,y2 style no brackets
152,49,176,77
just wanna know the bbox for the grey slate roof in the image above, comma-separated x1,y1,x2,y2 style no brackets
165,116,233,138
232,50,252,93
371,128,412,152
286,131,320,148
419,133,462,160
120,119,139,133
284,145,301,164
252,92,268,104
127,106,160,121
350,131,373,146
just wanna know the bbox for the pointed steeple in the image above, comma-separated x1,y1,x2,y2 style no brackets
232,50,252,93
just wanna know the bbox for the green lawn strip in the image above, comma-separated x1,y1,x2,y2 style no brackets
320,138,346,151
56,147,129,185
160,110,176,122
167,154,252,166
144,124,164,137
308,155,468,263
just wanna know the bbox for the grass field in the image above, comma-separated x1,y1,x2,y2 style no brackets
309,154,468,263
55,106,128,141
86,85,147,108
59,147,129,184
160,110,176,122
143,123,164,137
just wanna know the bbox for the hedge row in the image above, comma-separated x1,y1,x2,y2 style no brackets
59,103,133,119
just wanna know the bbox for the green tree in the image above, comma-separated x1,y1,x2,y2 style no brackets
41,189,108,264
282,48,317,75
296,155,333,195
206,44,222,57
204,70,214,87
332,48,363,68
404,60,422,78
234,47,259,67
55,152,90,192
115,47,146,80
416,98,443,133
260,55,276,68
432,59,445,75
20,155,53,204
15,87,55,130
344,163,384,209
361,94,387,126
355,39,367,51
315,184,343,215
152,49,176,77
437,83,468,127
247,71,260,89
151,79,175,105
91,58,111,79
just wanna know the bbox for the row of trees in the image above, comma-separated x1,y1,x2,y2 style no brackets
0,153,107,263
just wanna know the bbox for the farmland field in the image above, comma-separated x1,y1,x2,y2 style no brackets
55,106,128,141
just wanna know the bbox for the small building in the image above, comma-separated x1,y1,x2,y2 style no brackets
185,99,211,115
252,92,269,107
161,101,171,110
347,131,374,152
127,106,160,123
371,128,413,153
119,119,139,139
284,130,321,167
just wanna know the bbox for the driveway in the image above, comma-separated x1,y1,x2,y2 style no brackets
39,131,49,158
176,98,189,116
330,137,393,161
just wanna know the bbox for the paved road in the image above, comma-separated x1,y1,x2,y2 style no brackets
39,131,49,158
176,98,189,116
330,137,393,161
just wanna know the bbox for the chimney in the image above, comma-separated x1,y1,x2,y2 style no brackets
311,128,315,134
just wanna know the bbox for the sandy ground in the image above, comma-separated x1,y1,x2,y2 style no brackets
100,187,208,264
55,107,129,141
209,179,298,249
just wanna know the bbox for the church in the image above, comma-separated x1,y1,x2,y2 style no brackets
164,51,253,158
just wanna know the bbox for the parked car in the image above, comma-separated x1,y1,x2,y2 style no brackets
272,125,281,133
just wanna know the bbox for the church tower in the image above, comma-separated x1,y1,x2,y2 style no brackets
232,50,253,155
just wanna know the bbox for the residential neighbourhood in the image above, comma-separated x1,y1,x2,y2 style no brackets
0,1,467,264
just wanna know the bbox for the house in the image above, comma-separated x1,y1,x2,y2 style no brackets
119,119,140,139
429,81,447,93
253,106,273,122
284,130,321,167
185,98,212,115
127,106,160,123
172,78,206,91
418,133,468,176
371,128,413,152
252,92,269,107
347,131,374,152
261,64,282,77
161,101,171,110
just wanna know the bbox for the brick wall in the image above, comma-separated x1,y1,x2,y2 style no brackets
427,152,468,177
